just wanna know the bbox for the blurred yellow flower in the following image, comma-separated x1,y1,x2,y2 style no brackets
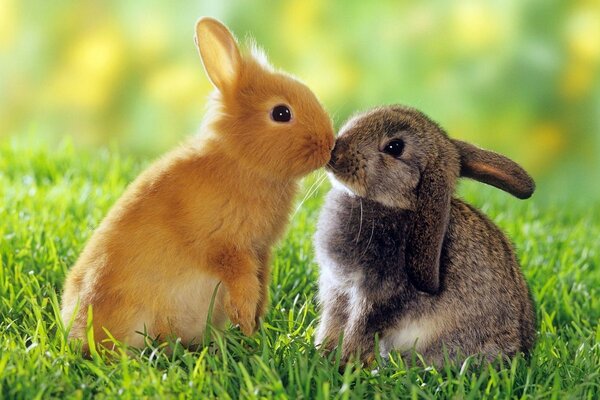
281,0,323,53
146,63,210,109
561,6,600,99
43,23,126,111
0,0,16,49
279,0,356,105
561,59,596,99
133,14,169,66
301,54,359,108
451,0,507,53
565,6,600,63
527,122,566,172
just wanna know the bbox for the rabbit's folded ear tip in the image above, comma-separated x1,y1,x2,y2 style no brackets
514,180,535,199
453,139,536,200
409,276,440,294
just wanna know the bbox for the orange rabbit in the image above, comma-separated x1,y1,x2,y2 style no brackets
60,17,334,350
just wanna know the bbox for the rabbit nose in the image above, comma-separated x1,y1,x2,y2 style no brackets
328,140,345,170
326,132,335,151
327,142,340,170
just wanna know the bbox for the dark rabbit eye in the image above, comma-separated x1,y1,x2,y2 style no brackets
383,139,405,158
271,104,292,123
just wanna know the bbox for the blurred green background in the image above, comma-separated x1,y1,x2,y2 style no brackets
1,0,599,202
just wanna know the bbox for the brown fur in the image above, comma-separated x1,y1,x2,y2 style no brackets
314,105,535,366
61,17,334,351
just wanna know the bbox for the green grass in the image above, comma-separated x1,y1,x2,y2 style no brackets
1,137,599,399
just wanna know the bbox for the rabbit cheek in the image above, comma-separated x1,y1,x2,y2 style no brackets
367,162,418,210
311,137,335,168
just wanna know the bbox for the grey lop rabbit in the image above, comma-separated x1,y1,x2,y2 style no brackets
314,105,536,366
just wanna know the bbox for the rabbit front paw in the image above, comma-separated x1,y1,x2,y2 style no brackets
340,331,376,366
340,346,375,366
225,292,256,336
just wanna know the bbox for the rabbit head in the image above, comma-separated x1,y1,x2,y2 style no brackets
327,105,535,293
195,18,335,179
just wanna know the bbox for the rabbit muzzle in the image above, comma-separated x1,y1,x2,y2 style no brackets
326,139,347,172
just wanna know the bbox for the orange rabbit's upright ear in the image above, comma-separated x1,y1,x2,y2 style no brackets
452,139,535,199
195,17,242,93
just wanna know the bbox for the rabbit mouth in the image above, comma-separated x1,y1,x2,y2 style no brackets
327,172,356,196
326,169,366,197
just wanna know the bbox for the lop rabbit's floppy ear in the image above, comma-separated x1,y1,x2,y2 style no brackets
195,17,242,93
405,162,452,294
452,140,535,199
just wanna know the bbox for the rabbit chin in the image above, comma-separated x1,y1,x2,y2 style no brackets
327,172,364,197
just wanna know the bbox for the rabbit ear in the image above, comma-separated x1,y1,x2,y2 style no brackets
453,140,535,199
195,17,242,93
405,165,452,294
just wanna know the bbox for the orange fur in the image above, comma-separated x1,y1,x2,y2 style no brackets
61,17,334,350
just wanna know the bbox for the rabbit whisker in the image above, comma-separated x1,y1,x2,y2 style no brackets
355,198,363,243
272,180,292,216
292,173,327,217
345,195,356,231
356,218,376,263
296,174,327,214
351,217,375,266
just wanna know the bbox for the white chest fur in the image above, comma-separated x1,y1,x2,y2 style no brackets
153,269,227,345
380,317,438,357
317,249,437,357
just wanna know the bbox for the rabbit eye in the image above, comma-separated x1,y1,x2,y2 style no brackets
271,104,292,123
383,139,405,158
